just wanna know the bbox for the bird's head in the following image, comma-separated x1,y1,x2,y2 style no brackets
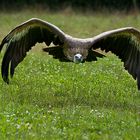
73,53,83,63
63,44,88,63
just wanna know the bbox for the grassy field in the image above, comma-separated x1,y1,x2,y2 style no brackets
0,9,140,139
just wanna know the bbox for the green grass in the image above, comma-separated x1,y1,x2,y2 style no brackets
0,9,140,139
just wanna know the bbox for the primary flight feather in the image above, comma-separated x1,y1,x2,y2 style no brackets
1,18,140,90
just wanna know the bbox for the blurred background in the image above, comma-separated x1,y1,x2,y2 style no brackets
0,0,139,12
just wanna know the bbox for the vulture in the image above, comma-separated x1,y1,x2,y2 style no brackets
1,18,140,90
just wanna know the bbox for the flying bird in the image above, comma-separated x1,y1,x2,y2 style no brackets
1,18,140,90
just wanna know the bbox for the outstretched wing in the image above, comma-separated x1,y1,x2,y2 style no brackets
0,18,66,83
90,27,140,89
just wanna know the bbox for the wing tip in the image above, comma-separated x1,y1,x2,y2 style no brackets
2,75,9,84
137,81,140,91
136,71,140,90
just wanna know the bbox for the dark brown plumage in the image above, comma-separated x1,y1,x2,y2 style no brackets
1,18,140,90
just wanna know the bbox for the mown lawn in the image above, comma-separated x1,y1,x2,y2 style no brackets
0,9,140,139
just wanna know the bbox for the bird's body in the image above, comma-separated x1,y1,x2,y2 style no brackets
62,36,91,61
1,18,140,90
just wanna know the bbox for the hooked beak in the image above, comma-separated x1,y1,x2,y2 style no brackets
73,53,83,63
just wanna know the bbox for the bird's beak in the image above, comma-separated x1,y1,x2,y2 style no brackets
73,53,83,64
